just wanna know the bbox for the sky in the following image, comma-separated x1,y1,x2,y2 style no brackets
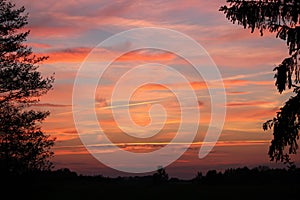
13,0,300,179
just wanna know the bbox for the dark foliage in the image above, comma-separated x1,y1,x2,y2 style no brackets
263,88,300,162
220,0,300,163
3,166,300,200
0,0,55,174
153,167,169,184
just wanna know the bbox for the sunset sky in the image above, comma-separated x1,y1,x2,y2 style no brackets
14,0,299,179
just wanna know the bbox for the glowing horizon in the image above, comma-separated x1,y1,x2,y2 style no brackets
14,0,299,178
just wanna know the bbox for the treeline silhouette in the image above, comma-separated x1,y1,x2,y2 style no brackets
4,165,300,184
3,166,300,199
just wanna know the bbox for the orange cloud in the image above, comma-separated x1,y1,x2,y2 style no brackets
38,47,176,63
211,48,286,68
116,51,176,62
224,106,279,125
226,101,273,107
40,47,91,63
227,91,249,95
27,26,81,38
224,79,273,87
31,103,71,108
26,42,52,49
190,81,208,90
137,84,171,91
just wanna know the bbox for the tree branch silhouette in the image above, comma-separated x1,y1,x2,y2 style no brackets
220,0,300,163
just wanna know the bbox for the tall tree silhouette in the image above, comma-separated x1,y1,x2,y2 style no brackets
0,0,55,174
220,0,300,163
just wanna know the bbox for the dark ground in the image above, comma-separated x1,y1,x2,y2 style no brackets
3,166,300,200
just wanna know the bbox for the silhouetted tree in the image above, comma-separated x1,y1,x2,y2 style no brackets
153,166,169,183
193,171,203,182
220,0,300,163
0,0,55,174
